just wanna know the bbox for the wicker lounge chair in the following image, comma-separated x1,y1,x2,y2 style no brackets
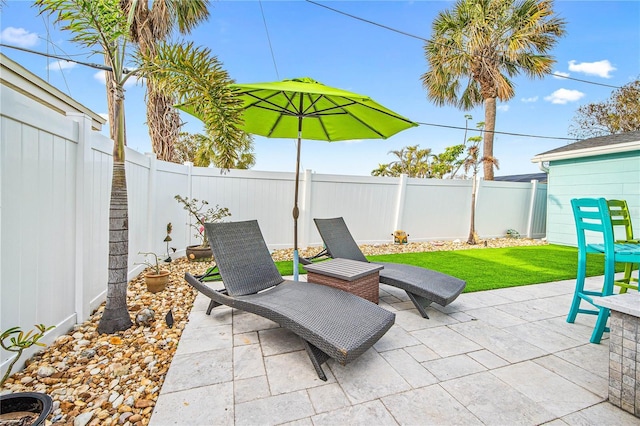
184,220,395,381
313,217,466,318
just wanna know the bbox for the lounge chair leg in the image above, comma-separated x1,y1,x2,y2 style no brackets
407,292,432,318
302,340,330,381
206,299,221,315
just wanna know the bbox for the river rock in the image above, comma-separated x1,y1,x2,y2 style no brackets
37,365,56,377
135,308,155,326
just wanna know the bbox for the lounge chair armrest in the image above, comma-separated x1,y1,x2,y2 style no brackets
185,273,232,305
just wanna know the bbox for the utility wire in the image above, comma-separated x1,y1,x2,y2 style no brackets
415,121,578,141
305,0,623,90
258,0,280,80
1,43,114,72
42,15,73,95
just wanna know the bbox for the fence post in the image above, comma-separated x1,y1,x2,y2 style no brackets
526,179,539,238
184,162,194,248
393,174,408,231
68,112,92,323
300,169,313,249
145,153,158,254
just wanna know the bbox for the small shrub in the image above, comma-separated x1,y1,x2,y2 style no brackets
506,229,520,239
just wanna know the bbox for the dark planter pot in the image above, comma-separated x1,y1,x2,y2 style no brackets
186,245,213,262
0,392,53,425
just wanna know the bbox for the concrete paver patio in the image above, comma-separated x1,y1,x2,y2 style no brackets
149,275,640,425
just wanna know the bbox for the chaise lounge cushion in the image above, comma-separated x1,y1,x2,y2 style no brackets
373,262,465,307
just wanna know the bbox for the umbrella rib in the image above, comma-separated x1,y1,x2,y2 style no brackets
326,97,416,138
323,96,386,138
301,95,358,116
305,93,333,140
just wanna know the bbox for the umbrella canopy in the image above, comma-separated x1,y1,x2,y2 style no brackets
178,77,417,278
231,77,417,141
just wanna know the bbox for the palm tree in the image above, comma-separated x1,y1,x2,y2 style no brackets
462,119,499,244
422,0,566,180
371,164,393,177
174,132,256,169
141,42,246,167
120,0,209,162
387,145,433,178
37,0,134,333
37,0,243,334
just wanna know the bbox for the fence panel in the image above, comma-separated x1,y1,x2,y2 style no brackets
307,174,399,246
190,168,296,249
1,89,80,369
402,179,472,242
476,181,534,239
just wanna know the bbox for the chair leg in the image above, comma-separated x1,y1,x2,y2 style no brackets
567,255,587,323
302,340,330,381
590,307,610,344
406,292,432,319
618,263,639,293
206,299,221,315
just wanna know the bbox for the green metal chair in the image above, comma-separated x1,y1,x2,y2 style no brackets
567,198,640,344
607,199,639,293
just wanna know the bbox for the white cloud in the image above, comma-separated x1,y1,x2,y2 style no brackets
94,71,107,84
93,70,144,87
568,60,616,78
544,88,585,105
553,71,570,79
47,60,76,71
521,96,538,103
497,105,510,112
0,27,39,48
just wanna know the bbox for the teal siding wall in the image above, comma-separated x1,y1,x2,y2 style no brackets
546,151,640,246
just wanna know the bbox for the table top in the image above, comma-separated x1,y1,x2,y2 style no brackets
592,292,640,317
303,258,383,281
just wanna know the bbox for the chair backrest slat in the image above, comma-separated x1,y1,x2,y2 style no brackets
607,199,635,241
205,220,284,296
571,198,615,257
314,217,369,263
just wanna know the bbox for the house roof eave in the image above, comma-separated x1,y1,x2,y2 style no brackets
531,140,640,164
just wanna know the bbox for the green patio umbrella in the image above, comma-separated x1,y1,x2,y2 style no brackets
179,77,417,279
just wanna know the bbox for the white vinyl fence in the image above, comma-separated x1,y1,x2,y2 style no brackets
0,83,546,376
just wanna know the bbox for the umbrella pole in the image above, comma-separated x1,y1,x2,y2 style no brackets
292,116,303,281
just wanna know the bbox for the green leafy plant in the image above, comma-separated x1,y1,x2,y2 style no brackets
175,195,231,247
506,229,521,239
1,324,54,387
138,252,164,275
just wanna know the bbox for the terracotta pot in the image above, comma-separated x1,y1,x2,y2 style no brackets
144,270,170,293
0,392,53,425
186,245,213,262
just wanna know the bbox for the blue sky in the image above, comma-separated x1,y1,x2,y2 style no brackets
1,0,638,177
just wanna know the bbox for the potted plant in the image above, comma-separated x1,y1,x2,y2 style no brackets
175,195,231,262
1,324,55,426
138,252,170,293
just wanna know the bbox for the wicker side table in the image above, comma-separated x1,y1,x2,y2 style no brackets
304,258,383,304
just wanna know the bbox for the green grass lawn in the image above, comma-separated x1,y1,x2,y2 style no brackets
274,244,618,293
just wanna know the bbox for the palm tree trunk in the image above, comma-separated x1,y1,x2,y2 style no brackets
98,83,132,334
467,175,478,245
483,97,496,180
105,70,127,146
146,79,180,162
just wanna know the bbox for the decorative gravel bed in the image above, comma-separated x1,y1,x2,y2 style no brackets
271,236,548,261
0,237,546,425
